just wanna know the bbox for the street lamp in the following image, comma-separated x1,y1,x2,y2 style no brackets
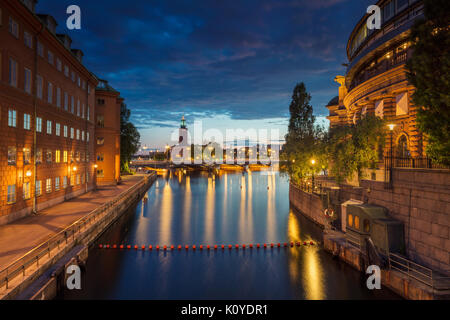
73,166,77,172
26,170,32,177
387,124,396,186
311,159,316,190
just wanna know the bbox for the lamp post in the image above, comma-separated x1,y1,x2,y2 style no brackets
387,124,396,186
311,159,316,191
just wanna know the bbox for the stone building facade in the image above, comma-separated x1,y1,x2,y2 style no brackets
0,0,123,224
327,0,425,159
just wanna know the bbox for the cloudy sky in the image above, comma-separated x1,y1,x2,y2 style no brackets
37,0,373,149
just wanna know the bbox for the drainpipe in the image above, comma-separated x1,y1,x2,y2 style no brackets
32,23,44,215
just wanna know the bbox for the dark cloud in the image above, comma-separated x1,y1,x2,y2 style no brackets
37,0,373,129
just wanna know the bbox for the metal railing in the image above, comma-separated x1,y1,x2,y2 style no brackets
292,181,324,195
345,232,361,251
388,253,450,291
0,173,155,292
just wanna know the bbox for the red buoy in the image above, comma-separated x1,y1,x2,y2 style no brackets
303,242,307,246
284,243,288,247
149,245,153,250
127,245,131,249
257,243,260,248
120,245,124,249
156,245,160,250
277,243,281,248
310,241,314,245
113,244,117,249
185,245,189,250
235,244,239,249
200,245,203,250
163,245,167,251
207,245,210,250
192,245,196,250
134,245,138,250
264,243,267,248
296,242,301,247
290,242,294,247
178,245,182,250
249,244,253,249
99,244,103,249
271,243,274,248
171,245,175,250
214,245,218,250
141,245,145,250
228,245,232,249
106,245,110,249
221,245,225,250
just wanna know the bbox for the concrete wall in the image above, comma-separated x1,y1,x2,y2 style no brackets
290,168,450,274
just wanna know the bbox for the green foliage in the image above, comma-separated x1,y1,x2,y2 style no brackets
326,115,386,184
282,83,327,183
406,0,450,165
120,103,141,171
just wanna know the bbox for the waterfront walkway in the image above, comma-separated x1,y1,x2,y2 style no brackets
0,175,145,269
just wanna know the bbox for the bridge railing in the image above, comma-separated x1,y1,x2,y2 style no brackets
0,173,155,293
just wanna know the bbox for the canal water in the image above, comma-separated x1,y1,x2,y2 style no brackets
62,170,400,300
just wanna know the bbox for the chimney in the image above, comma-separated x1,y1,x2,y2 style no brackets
71,49,84,63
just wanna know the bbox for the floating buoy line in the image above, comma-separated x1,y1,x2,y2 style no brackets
98,241,319,251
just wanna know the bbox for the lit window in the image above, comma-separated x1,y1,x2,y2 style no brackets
97,115,104,128
63,176,68,189
55,177,60,191
55,150,61,163
23,182,31,200
82,130,85,141
24,113,31,130
8,146,17,165
8,17,19,38
23,148,31,165
364,219,370,233
24,68,32,93
64,125,68,138
8,109,17,127
354,216,360,230
46,178,52,193
56,123,60,136
396,92,408,116
9,58,17,87
97,137,104,145
46,120,52,135
76,129,80,140
36,117,42,132
63,151,68,163
7,185,16,204
87,132,90,142
375,100,384,119
70,128,74,139
348,214,353,227
36,180,42,196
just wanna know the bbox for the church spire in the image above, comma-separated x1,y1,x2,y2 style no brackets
180,115,186,129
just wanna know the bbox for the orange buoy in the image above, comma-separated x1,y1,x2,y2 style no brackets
200,245,203,250
270,243,274,248
141,245,146,250
163,245,167,251
156,245,160,250
171,245,174,250
257,243,260,248
228,245,232,249
263,243,267,248
249,244,253,249
192,245,196,250
127,245,131,249
214,245,218,250
221,245,225,250
235,244,239,249
178,245,182,250
310,241,314,245
185,245,189,250
207,245,210,250
113,244,117,249
134,245,138,250
149,245,153,250
120,245,124,249
99,244,103,249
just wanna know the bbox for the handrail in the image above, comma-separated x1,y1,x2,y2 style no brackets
0,173,155,292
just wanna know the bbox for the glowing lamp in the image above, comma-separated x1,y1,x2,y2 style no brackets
26,170,32,177
387,124,396,131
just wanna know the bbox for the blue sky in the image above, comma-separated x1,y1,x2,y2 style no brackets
37,0,373,149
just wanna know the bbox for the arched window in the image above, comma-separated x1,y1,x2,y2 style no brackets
397,135,410,158
348,214,353,227
364,219,370,233
354,216,360,230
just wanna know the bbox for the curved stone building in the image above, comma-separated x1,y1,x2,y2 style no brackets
327,0,425,159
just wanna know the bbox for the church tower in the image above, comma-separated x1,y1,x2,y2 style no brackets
179,115,188,145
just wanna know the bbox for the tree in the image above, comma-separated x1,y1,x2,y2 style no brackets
120,103,140,172
327,115,386,184
406,0,450,165
283,83,326,183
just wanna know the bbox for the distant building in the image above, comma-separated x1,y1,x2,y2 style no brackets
327,0,424,159
0,0,123,224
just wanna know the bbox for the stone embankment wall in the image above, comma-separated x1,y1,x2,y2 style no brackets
289,168,450,274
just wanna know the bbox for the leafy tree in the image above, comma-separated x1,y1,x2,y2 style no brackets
327,115,386,184
120,103,140,172
283,83,326,183
406,0,450,165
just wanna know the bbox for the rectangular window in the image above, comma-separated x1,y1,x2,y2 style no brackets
23,147,31,165
7,185,16,204
47,82,53,103
46,178,52,193
71,71,76,82
396,0,408,13
383,1,395,22
55,177,60,191
8,17,19,38
97,169,104,178
55,150,61,163
37,75,43,99
77,77,81,87
375,100,384,119
63,176,68,189
56,123,60,136
24,31,33,48
76,129,80,140
56,58,62,72
64,65,69,77
47,51,54,65
86,172,90,183
56,87,61,107
23,182,31,200
24,113,31,130
97,115,105,128
82,104,85,119
64,125,68,138
71,96,75,113
63,151,68,163
87,106,90,121
70,128,74,139
8,109,17,127
97,154,104,162
46,150,52,163
36,148,42,164
37,41,44,57
9,58,17,87
36,180,42,196
76,174,80,185
24,68,32,94
64,92,68,110
396,92,409,116
82,131,85,141
97,137,104,145
46,120,52,134
8,146,17,165
87,132,90,142
36,117,42,132
77,100,80,116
